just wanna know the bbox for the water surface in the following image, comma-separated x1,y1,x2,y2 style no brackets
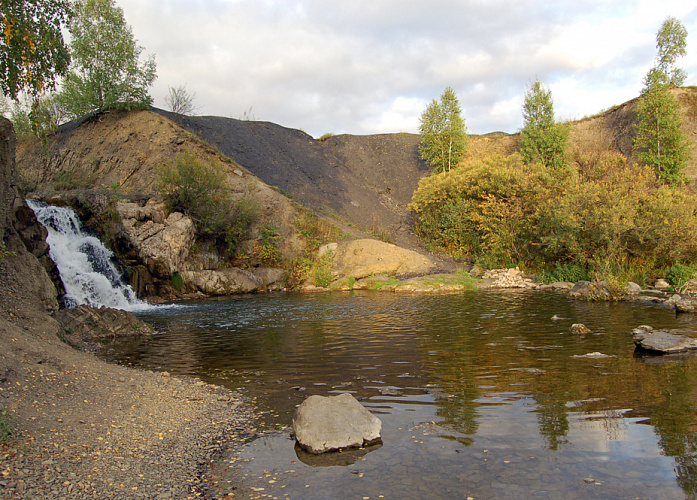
103,290,697,499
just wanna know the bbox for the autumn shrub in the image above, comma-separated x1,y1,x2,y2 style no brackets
158,150,258,255
410,152,697,281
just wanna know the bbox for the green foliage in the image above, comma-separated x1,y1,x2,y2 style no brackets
410,152,697,281
317,132,334,142
7,100,32,140
634,78,690,184
312,251,334,287
7,93,65,143
419,87,468,172
294,211,349,252
58,0,157,119
656,16,688,86
157,150,257,255
171,271,184,290
255,223,283,266
539,263,590,284
368,276,400,290
285,210,349,289
666,264,695,289
0,0,71,100
0,243,16,260
519,79,569,169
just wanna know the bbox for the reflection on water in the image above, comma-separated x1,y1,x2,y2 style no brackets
101,290,697,498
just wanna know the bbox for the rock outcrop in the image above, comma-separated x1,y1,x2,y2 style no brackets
53,305,151,350
116,200,196,278
0,118,15,237
180,268,280,295
330,239,435,280
483,267,537,289
0,118,59,312
292,393,382,454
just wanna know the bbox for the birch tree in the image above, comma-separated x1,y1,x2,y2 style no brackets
418,87,467,173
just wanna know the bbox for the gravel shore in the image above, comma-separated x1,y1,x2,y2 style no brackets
0,258,256,499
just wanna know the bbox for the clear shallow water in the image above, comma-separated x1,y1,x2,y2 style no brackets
102,290,697,499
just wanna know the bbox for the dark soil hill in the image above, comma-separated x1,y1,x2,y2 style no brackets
158,110,430,247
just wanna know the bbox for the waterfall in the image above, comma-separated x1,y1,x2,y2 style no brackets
27,200,151,311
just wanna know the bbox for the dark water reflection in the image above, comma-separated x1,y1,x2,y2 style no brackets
102,290,697,498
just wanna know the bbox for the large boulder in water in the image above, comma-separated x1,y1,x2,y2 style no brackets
292,393,382,454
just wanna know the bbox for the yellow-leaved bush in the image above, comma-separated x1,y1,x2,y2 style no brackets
409,152,697,281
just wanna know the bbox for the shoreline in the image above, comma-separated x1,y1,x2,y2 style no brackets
0,290,257,499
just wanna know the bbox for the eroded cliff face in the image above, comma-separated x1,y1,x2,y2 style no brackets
0,118,60,312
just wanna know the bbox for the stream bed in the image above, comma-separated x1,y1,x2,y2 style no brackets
102,290,697,499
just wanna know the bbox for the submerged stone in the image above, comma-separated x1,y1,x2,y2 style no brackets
292,393,382,454
570,323,591,335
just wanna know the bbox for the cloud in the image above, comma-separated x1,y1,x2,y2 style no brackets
118,0,697,136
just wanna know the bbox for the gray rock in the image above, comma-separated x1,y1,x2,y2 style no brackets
468,265,484,278
633,330,697,353
631,325,654,341
572,352,613,359
625,282,642,294
292,393,382,454
550,281,573,290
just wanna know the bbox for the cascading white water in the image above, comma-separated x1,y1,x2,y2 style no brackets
27,200,150,311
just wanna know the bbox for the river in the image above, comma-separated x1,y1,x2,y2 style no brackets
100,290,697,499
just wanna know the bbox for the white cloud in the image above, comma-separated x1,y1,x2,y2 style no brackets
116,0,697,136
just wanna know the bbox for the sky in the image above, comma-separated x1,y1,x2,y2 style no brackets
117,0,697,138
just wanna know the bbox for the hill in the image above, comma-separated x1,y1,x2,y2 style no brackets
16,87,697,272
156,110,431,247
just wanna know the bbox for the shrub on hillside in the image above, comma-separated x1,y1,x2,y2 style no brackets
409,152,697,280
157,150,257,255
